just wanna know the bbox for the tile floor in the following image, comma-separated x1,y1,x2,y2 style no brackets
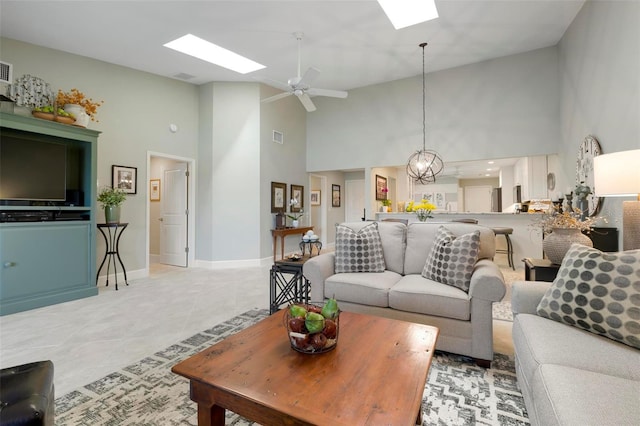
0,263,516,396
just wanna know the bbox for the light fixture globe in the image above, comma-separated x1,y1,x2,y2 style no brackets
406,149,444,184
406,42,444,184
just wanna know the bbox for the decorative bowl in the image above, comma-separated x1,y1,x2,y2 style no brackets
284,302,340,354
32,111,54,121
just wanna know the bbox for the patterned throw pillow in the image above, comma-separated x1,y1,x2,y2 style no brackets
334,222,386,273
536,244,640,350
422,226,481,292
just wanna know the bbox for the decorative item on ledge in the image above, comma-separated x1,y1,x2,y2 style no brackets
56,88,103,126
7,74,55,115
285,299,340,354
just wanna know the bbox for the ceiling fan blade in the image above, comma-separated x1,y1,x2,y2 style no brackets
255,77,292,92
297,93,316,112
261,91,293,103
307,88,349,99
298,67,320,87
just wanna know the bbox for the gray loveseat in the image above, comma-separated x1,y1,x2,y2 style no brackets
512,280,640,425
304,221,506,365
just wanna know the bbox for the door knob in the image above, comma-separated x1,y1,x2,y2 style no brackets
3,261,16,268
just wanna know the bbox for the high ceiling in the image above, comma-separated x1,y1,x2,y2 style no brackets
1,0,585,91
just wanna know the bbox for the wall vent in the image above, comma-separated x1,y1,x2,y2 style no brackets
0,61,13,84
273,130,284,144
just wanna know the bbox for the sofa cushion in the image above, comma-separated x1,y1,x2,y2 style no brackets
536,244,640,349
325,271,402,307
389,275,470,320
404,222,495,275
512,313,640,382
337,221,406,274
334,222,386,273
530,364,640,426
422,226,480,292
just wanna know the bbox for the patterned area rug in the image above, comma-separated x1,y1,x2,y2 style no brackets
55,309,528,425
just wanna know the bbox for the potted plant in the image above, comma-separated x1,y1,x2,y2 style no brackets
56,88,104,127
97,186,127,224
406,199,436,221
8,74,55,115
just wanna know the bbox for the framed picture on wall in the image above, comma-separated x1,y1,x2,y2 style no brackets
332,184,341,207
150,179,160,201
310,190,321,206
112,165,137,194
290,184,304,212
375,175,387,200
271,181,286,213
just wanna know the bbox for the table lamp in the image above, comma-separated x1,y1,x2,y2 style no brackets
593,149,640,250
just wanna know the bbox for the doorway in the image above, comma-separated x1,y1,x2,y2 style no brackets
147,152,196,269
309,174,327,245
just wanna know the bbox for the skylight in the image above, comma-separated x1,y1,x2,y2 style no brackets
377,0,439,29
164,34,265,74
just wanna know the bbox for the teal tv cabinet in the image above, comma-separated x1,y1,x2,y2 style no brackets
0,112,100,315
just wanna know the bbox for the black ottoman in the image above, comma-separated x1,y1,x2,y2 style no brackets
0,360,54,426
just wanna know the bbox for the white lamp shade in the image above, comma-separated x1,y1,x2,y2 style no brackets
593,149,640,196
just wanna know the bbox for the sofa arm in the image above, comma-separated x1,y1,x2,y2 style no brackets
468,259,506,302
511,280,551,315
303,252,336,302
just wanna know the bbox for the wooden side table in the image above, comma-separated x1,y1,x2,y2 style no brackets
271,226,313,262
523,258,560,282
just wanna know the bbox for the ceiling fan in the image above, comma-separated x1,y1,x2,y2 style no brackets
261,32,348,112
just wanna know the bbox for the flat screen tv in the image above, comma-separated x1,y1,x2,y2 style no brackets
0,134,67,202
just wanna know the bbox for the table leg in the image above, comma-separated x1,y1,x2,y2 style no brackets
272,236,277,263
280,236,285,261
198,402,225,426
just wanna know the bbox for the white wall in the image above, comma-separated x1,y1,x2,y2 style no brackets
307,46,561,171
558,0,640,242
0,38,199,275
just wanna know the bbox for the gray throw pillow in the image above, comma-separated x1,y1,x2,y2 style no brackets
422,225,480,292
536,243,640,350
334,222,385,273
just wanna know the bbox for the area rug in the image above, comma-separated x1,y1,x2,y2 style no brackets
55,309,529,425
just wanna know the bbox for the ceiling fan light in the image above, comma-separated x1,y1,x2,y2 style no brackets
164,34,265,74
377,0,439,30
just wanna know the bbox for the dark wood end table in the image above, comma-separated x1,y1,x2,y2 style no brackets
172,311,439,426
523,257,560,282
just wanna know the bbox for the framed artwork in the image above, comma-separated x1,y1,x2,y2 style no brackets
150,179,161,201
271,181,287,213
375,175,387,201
332,184,341,207
112,165,137,194
290,184,304,212
310,190,321,206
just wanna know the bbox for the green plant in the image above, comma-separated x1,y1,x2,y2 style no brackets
287,210,304,221
97,186,127,207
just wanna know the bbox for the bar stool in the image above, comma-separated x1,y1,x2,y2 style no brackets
492,227,515,270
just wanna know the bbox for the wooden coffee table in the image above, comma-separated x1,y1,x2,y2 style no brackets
172,310,439,425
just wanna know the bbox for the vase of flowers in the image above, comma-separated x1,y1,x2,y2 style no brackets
97,187,127,224
57,88,103,127
287,211,304,228
534,207,595,264
406,199,436,221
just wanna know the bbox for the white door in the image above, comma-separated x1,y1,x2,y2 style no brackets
345,179,365,222
464,185,493,213
160,162,188,267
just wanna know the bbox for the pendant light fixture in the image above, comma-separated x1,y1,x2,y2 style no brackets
406,42,444,184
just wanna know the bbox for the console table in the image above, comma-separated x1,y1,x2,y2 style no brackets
97,223,129,290
270,226,313,262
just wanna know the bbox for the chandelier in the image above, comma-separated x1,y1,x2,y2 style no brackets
406,42,444,184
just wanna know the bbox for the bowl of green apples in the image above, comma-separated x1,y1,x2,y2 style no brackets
285,299,340,354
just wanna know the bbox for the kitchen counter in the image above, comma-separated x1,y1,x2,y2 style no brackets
376,212,544,266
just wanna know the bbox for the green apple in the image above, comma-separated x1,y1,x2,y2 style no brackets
305,312,325,334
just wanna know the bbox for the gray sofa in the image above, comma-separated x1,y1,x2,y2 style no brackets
511,281,640,425
304,221,506,365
